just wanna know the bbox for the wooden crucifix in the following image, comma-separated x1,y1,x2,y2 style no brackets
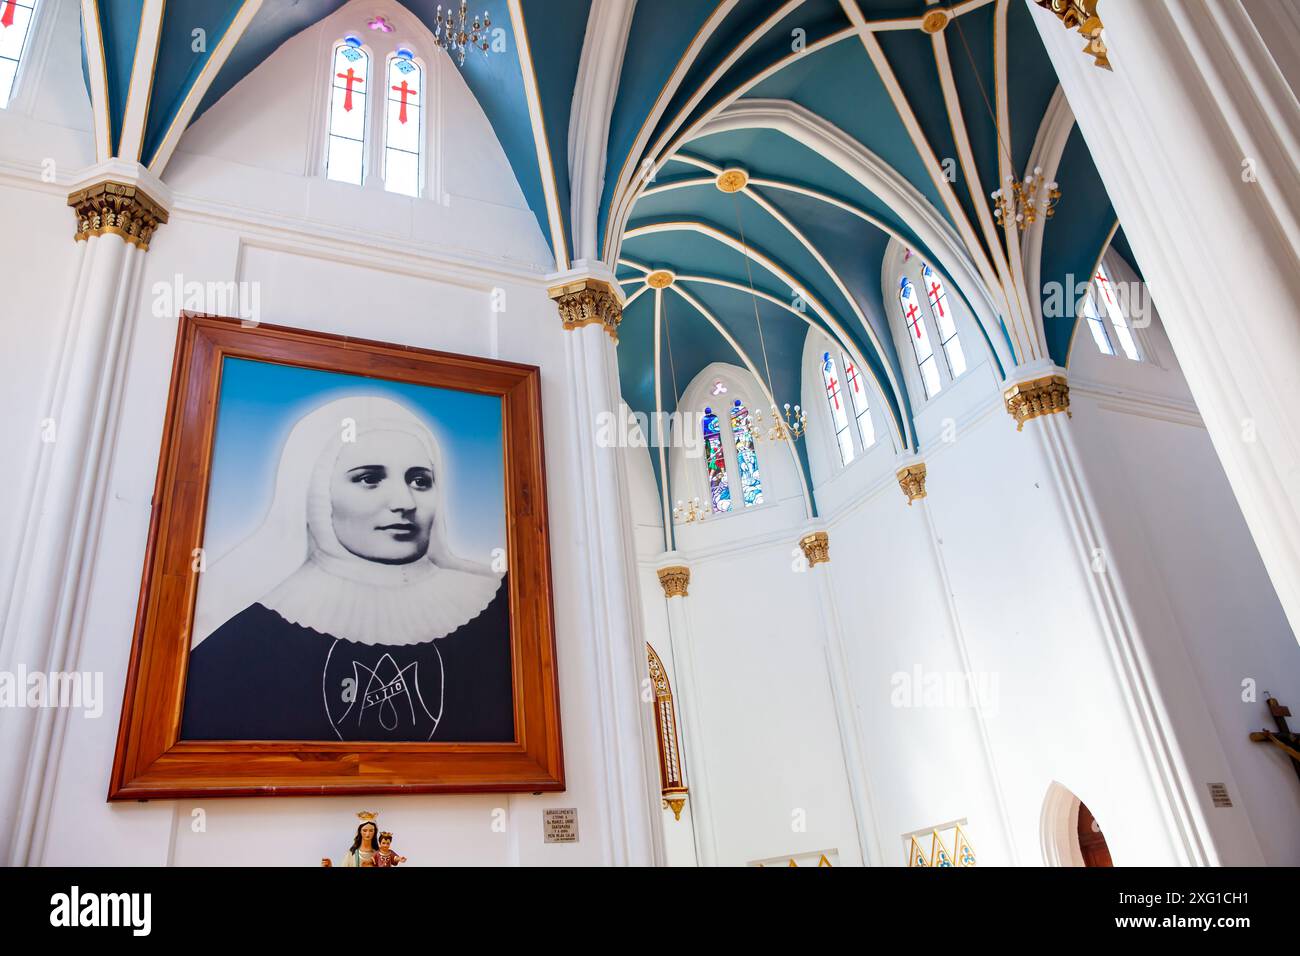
1249,694,1300,785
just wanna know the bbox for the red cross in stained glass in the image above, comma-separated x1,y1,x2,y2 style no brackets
1095,269,1114,304
336,67,363,112
0,1,16,28
825,375,841,410
928,281,946,317
845,360,861,395
904,301,922,338
391,80,417,124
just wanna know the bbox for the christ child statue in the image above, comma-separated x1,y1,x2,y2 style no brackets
373,832,407,867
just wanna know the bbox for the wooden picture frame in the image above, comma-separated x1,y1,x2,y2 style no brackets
109,314,564,799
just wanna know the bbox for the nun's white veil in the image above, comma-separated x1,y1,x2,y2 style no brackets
192,395,502,648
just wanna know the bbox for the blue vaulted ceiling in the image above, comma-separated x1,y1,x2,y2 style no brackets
77,0,1122,516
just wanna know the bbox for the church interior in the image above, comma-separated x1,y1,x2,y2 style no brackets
1,0,1299,870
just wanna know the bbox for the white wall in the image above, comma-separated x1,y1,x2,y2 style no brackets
0,0,635,866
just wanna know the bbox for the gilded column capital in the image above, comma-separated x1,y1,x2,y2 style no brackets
897,462,927,506
1032,0,1109,70
67,180,169,250
798,531,830,568
656,565,690,598
547,277,622,343
1004,374,1071,431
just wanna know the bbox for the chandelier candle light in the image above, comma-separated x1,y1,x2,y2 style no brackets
433,2,491,66
991,166,1061,232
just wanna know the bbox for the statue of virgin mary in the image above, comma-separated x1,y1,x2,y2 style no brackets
180,395,511,743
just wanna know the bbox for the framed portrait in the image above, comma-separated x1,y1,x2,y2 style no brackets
109,314,564,799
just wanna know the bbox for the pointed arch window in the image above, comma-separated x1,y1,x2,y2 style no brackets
821,351,854,466
383,49,423,197
0,0,38,109
702,407,732,513
841,351,875,449
326,37,370,185
922,263,966,379
1090,264,1140,361
729,399,764,507
900,276,941,399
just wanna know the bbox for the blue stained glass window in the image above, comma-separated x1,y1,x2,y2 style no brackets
729,399,763,507
702,407,732,513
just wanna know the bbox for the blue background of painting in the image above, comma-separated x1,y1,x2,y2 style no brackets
203,357,506,564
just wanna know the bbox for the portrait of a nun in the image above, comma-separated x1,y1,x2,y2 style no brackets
180,395,513,743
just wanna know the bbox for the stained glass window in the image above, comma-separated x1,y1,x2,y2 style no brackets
730,399,764,507
841,350,875,449
0,0,38,109
327,38,370,185
1082,289,1115,356
1092,264,1139,361
383,50,422,197
922,263,966,379
821,351,854,466
702,407,731,513
900,276,941,399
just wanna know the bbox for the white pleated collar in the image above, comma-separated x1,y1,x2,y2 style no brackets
260,551,503,646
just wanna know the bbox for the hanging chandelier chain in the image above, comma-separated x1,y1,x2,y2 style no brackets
730,191,777,395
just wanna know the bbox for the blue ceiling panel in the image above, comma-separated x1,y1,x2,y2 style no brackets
1040,124,1116,365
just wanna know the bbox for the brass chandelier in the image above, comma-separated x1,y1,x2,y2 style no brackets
432,2,492,66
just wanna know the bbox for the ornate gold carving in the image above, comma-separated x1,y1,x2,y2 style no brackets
547,278,622,342
1032,0,1110,70
656,565,690,598
921,10,949,33
897,463,927,505
647,643,688,821
646,269,674,289
715,168,749,193
1003,374,1071,431
663,794,688,821
67,180,169,250
798,531,829,567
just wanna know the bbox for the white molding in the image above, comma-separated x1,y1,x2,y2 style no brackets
694,100,1016,378
567,0,635,260
116,0,165,161
1020,86,1074,335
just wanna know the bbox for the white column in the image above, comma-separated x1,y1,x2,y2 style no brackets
654,561,711,866
800,529,883,867
1002,367,1265,865
0,161,170,864
1028,0,1300,640
549,266,659,865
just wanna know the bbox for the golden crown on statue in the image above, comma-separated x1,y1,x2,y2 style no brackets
356,810,378,823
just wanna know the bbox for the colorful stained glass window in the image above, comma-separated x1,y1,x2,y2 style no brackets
327,39,370,185
730,399,764,507
841,350,875,449
383,50,422,197
0,0,39,109
1093,264,1139,361
922,263,966,379
900,276,941,399
821,351,854,466
702,407,731,513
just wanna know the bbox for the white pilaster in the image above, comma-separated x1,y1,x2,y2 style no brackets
550,266,659,865
801,529,883,867
1028,0,1300,641
0,160,170,864
655,559,716,866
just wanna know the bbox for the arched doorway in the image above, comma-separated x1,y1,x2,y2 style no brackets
1041,781,1114,866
